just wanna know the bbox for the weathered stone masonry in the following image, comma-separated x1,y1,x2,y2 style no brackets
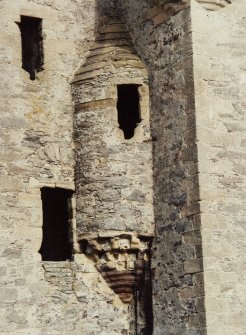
72,18,154,235
0,0,246,334
72,17,155,333
0,1,130,334
119,0,245,334
192,1,246,333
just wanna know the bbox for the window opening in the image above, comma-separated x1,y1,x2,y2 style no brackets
117,84,141,139
17,16,44,80
39,187,73,261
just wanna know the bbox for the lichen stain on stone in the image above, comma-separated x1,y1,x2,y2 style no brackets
27,96,44,120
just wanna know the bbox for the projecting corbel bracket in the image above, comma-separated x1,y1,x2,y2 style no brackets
142,0,189,26
78,231,153,303
194,0,231,11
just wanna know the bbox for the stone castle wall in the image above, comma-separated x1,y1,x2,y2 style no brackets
0,1,130,334
119,1,205,333
72,18,154,236
119,0,246,334
192,0,246,333
0,0,245,334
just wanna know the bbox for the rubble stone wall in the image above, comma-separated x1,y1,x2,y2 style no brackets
0,1,130,334
119,1,206,334
72,18,154,235
1,0,246,334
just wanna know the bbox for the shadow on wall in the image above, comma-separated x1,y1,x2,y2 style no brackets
94,0,128,33
95,0,118,21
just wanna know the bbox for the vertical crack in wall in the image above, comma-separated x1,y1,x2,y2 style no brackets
135,250,153,334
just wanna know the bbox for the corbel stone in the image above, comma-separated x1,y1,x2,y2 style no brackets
143,0,189,25
154,0,189,14
78,232,153,303
195,0,231,10
155,0,231,11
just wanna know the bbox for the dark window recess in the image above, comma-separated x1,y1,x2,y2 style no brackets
117,84,141,139
39,187,73,261
17,16,44,80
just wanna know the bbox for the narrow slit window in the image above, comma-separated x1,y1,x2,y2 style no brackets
17,16,44,80
39,187,73,261
117,84,141,139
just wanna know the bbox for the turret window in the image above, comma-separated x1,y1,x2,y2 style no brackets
117,84,141,139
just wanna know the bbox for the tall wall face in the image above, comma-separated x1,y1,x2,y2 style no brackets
72,17,155,332
119,1,206,334
121,1,246,334
191,0,246,334
0,1,130,334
